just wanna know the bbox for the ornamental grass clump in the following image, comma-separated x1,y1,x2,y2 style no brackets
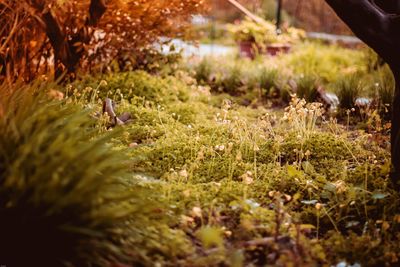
194,57,213,84
374,65,395,118
252,66,279,97
283,42,365,84
0,82,154,266
296,74,320,103
335,74,364,110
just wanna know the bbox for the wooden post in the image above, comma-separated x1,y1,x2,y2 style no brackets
226,0,268,25
276,0,282,33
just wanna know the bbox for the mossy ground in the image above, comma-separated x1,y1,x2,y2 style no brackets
65,42,400,266
2,41,397,266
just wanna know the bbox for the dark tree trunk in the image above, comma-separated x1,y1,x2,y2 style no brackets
325,0,400,187
393,70,400,187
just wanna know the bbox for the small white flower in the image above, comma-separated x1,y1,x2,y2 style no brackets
215,145,225,151
191,207,202,218
179,169,188,178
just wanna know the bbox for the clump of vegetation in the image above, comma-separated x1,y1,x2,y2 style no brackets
0,82,195,266
251,66,279,97
190,56,285,105
374,65,395,118
295,74,320,103
0,83,128,266
363,47,385,72
188,41,370,110
219,63,245,95
228,18,305,45
283,42,366,84
335,74,364,110
194,57,213,84
74,70,191,104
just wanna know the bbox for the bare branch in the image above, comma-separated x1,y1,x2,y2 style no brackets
0,13,19,53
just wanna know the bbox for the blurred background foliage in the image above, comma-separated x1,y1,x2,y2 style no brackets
0,0,208,82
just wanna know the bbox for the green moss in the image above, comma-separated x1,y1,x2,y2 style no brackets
74,70,190,104
323,231,400,266
22,43,398,265
281,132,353,170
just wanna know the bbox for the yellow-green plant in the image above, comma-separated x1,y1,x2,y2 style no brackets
296,74,320,103
335,74,364,110
283,42,365,84
228,18,305,45
374,65,395,118
0,82,155,266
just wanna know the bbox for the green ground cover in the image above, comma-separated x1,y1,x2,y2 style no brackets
1,42,399,266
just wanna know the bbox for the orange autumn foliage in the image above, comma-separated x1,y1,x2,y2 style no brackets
0,0,208,82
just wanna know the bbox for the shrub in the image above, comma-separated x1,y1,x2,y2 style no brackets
0,0,207,81
228,18,305,45
0,82,156,266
